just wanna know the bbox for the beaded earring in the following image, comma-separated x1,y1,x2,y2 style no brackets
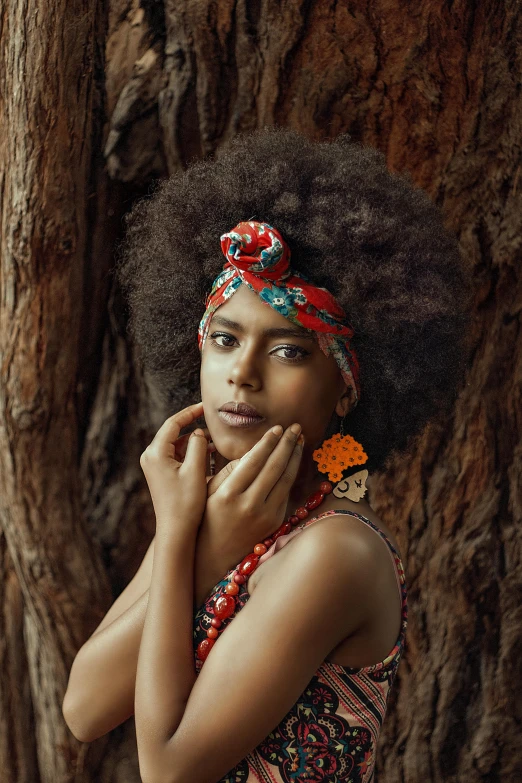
312,416,369,502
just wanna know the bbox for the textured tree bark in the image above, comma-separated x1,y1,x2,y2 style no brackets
103,6,522,781
2,0,521,781
0,0,92,777
0,1,139,781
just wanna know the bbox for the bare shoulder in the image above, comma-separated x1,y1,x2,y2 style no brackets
251,497,403,601
315,495,402,556
250,518,379,641
256,513,383,604
292,509,396,576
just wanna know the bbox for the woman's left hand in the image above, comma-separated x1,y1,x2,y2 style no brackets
139,401,212,539
200,424,304,564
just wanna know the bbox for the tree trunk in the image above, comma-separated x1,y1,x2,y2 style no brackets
1,0,520,781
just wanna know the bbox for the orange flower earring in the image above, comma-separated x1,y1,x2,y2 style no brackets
312,416,369,502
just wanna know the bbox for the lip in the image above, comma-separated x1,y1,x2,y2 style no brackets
217,410,266,428
219,401,263,417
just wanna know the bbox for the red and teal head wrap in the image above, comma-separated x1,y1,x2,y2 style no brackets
197,220,361,404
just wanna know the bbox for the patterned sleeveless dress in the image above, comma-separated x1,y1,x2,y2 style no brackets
193,509,408,783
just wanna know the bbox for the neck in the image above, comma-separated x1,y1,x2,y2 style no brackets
285,444,326,515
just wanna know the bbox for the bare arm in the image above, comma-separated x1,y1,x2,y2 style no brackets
62,529,241,742
63,589,150,741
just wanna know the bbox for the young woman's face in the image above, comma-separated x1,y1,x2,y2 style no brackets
200,284,349,462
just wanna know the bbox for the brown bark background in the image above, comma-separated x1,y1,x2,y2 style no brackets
1,1,520,781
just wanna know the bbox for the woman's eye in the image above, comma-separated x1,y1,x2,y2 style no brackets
210,333,236,348
272,346,309,363
209,332,309,363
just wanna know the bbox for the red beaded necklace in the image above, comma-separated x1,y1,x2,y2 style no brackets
196,479,333,663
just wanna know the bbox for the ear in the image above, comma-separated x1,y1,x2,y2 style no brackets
335,385,356,418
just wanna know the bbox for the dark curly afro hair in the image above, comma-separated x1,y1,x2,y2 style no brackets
114,126,473,474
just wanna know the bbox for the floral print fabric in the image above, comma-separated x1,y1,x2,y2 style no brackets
193,509,408,782
197,220,361,404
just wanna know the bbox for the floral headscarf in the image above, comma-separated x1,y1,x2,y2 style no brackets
197,220,361,404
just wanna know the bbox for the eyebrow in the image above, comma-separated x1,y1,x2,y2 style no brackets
210,314,317,342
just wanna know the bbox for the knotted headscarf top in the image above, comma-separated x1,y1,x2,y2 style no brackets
197,220,361,404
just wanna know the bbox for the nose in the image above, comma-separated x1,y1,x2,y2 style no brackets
227,344,262,390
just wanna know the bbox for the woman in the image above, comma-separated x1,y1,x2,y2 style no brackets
88,127,471,781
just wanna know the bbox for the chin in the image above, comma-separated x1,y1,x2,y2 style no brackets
211,430,265,461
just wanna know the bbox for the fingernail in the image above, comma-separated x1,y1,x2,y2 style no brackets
271,425,283,436
192,428,204,437
290,423,301,436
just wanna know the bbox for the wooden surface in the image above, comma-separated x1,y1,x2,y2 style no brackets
1,1,520,781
